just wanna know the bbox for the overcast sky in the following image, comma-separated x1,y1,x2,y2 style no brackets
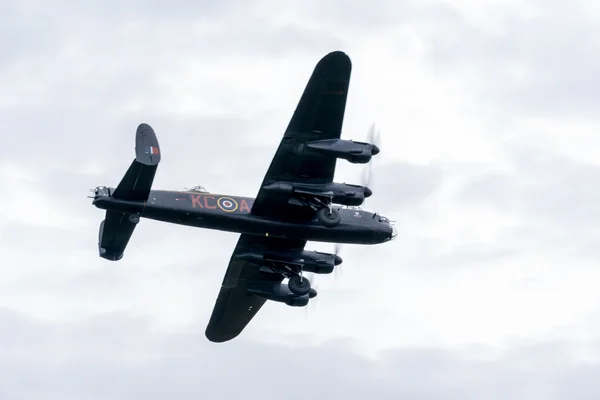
2,0,600,398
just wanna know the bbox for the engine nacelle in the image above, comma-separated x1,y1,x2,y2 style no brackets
236,249,342,275
246,283,315,307
326,182,372,206
304,139,379,164
301,250,342,274
262,181,372,207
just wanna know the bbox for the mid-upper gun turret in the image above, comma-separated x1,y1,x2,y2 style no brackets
186,185,209,193
304,138,379,164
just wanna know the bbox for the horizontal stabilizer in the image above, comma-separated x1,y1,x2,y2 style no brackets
98,211,138,261
112,123,160,201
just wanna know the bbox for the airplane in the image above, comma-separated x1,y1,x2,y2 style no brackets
90,50,397,343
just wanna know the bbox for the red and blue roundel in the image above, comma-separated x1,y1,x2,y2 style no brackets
217,197,238,212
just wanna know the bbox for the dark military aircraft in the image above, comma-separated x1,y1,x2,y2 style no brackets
91,51,396,342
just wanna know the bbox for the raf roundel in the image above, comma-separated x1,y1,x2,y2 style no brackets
217,197,238,212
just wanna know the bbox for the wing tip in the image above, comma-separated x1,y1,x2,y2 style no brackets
314,50,352,78
205,327,241,343
318,50,351,69
324,50,349,58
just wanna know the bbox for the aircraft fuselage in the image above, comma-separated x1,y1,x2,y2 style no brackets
92,188,395,245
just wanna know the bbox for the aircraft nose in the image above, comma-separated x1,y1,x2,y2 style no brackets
364,187,372,198
390,224,398,240
371,145,380,155
334,254,343,265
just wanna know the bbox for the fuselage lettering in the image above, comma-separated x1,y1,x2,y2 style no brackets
190,194,204,208
188,193,252,213
203,195,216,209
240,199,251,213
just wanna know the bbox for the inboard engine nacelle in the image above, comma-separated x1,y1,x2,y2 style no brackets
236,250,342,274
263,181,372,206
304,138,379,164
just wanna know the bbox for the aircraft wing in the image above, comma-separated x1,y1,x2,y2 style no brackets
205,234,306,342
251,51,352,219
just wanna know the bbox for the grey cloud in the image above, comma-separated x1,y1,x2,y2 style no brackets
415,2,600,119
1,2,344,169
454,142,600,268
368,161,443,211
0,309,598,399
297,0,459,34
431,243,520,269
2,9,336,184
459,144,600,229
1,0,343,75
0,106,261,194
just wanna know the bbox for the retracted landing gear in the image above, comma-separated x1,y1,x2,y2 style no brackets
257,261,318,302
264,262,313,296
298,195,341,228
128,213,140,224
316,206,341,228
288,274,311,296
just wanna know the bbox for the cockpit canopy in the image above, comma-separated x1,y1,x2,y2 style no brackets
186,185,209,193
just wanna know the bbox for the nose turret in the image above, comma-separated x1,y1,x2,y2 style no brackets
378,214,397,242
390,223,397,240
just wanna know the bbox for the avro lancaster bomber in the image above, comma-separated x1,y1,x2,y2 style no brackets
91,51,396,342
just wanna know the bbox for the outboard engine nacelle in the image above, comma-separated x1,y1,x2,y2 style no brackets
304,138,379,164
236,249,342,275
246,283,315,307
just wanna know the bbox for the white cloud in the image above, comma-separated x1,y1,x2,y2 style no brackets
0,309,599,399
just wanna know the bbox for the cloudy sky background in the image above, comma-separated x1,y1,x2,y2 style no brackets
2,0,600,398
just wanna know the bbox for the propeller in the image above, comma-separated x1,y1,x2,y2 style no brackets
333,242,343,281
367,122,382,154
304,243,344,317
304,270,319,316
304,272,318,295
323,124,380,283
306,123,380,315
361,122,381,205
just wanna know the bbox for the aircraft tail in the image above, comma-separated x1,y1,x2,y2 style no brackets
97,123,161,261
112,122,161,201
98,211,138,260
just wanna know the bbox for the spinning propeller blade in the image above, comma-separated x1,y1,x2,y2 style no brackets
361,122,381,205
367,122,382,152
307,124,380,315
304,271,319,316
333,242,343,281
305,243,343,316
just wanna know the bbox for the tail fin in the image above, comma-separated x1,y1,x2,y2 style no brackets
97,123,160,261
98,212,138,260
112,123,161,201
